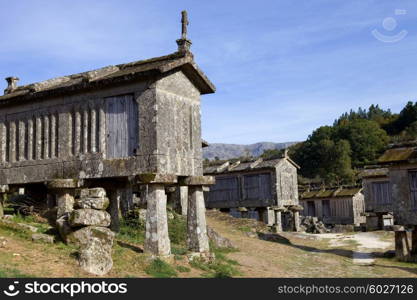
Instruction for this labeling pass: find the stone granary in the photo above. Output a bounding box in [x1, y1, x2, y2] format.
[359, 167, 394, 230]
[378, 142, 417, 261]
[0, 11, 215, 262]
[204, 155, 302, 232]
[299, 187, 366, 227]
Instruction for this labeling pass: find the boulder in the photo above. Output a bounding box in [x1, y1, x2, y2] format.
[206, 226, 235, 248]
[78, 237, 113, 275]
[69, 209, 111, 227]
[67, 226, 115, 248]
[32, 233, 55, 244]
[75, 197, 109, 210]
[80, 188, 106, 199]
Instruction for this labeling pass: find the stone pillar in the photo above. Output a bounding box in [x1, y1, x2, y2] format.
[119, 186, 133, 218]
[293, 211, 300, 232]
[394, 226, 411, 261]
[47, 179, 78, 242]
[273, 210, 283, 233]
[0, 185, 8, 218]
[144, 183, 171, 257]
[107, 189, 121, 232]
[180, 176, 215, 255]
[179, 186, 188, 216]
[56, 191, 75, 218]
[238, 207, 248, 218]
[257, 207, 266, 223]
[187, 185, 209, 253]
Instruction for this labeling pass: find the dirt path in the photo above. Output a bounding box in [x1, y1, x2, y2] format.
[302, 232, 392, 265]
[205, 212, 417, 278]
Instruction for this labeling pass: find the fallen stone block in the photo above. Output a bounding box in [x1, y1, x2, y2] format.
[32, 233, 54, 244]
[75, 197, 109, 210]
[69, 209, 111, 227]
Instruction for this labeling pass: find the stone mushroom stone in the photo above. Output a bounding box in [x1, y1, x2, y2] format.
[75, 197, 109, 210]
[78, 238, 114, 276]
[67, 226, 115, 248]
[69, 209, 111, 227]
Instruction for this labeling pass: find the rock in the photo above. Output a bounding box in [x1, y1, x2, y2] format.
[206, 226, 235, 248]
[75, 197, 109, 210]
[80, 188, 106, 199]
[56, 213, 73, 243]
[78, 237, 113, 275]
[245, 231, 258, 238]
[17, 223, 38, 233]
[3, 215, 13, 220]
[69, 209, 111, 227]
[32, 233, 54, 244]
[0, 236, 6, 248]
[67, 226, 115, 248]
[299, 216, 330, 234]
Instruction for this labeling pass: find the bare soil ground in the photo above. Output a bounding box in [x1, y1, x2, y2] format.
[205, 211, 417, 278]
[1, 211, 417, 278]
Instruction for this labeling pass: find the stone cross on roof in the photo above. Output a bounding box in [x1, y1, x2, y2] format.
[176, 10, 192, 53]
[181, 10, 189, 39]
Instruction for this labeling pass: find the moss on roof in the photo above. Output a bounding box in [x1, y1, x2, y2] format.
[378, 147, 417, 164]
[0, 51, 215, 105]
[300, 187, 362, 200]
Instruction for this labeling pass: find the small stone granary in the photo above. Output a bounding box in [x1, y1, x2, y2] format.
[359, 167, 394, 230]
[203, 155, 302, 232]
[0, 11, 216, 273]
[299, 187, 366, 227]
[378, 142, 417, 261]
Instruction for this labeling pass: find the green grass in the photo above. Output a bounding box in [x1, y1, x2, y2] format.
[0, 267, 32, 278]
[168, 213, 187, 245]
[145, 259, 178, 278]
[176, 265, 191, 273]
[189, 245, 241, 278]
[237, 226, 252, 233]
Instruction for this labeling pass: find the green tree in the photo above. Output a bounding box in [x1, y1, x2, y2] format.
[336, 119, 389, 166]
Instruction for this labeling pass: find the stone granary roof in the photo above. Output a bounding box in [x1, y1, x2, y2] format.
[1, 51, 215, 106]
[378, 141, 417, 165]
[204, 157, 300, 175]
[300, 187, 362, 200]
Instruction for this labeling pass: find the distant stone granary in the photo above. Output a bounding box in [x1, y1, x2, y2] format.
[359, 167, 394, 230]
[378, 142, 417, 261]
[0, 11, 215, 260]
[299, 187, 365, 226]
[204, 155, 302, 232]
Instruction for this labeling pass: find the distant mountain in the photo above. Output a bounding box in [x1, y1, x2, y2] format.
[203, 142, 299, 160]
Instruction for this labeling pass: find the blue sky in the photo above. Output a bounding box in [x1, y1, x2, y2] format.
[1, 1, 417, 144]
